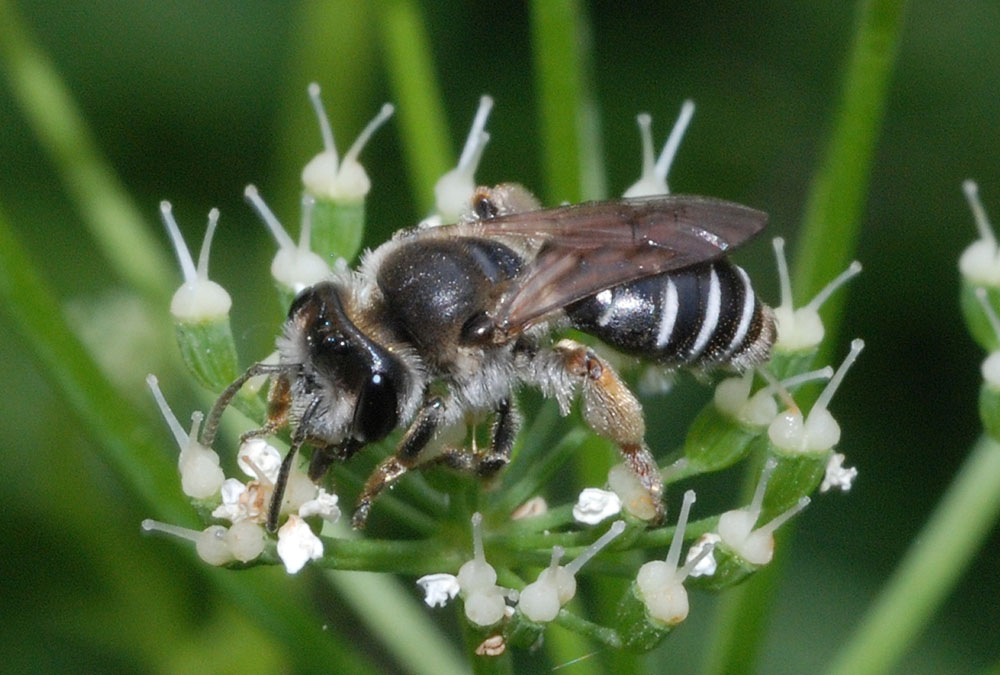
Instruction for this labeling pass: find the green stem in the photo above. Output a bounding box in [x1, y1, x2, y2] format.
[529, 0, 605, 204]
[492, 427, 590, 518]
[0, 0, 174, 304]
[378, 0, 451, 214]
[319, 536, 461, 575]
[705, 0, 907, 670]
[791, 0, 908, 358]
[825, 435, 1000, 675]
[554, 609, 622, 650]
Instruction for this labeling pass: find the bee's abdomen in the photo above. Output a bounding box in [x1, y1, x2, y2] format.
[566, 261, 773, 369]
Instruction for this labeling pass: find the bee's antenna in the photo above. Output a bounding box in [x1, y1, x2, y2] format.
[267, 396, 321, 533]
[200, 362, 293, 447]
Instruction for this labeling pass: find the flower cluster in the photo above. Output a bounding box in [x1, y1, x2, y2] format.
[958, 181, 1000, 438]
[142, 87, 864, 655]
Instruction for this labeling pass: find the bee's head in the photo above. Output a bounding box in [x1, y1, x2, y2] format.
[284, 281, 407, 446]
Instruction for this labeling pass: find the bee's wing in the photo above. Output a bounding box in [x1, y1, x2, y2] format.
[472, 195, 768, 336]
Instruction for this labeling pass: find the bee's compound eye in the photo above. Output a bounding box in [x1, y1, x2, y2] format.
[352, 372, 399, 443]
[460, 311, 494, 344]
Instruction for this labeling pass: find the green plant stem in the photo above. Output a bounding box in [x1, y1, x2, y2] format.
[492, 427, 590, 517]
[791, 0, 908, 359]
[0, 0, 174, 304]
[319, 536, 462, 575]
[705, 0, 907, 670]
[378, 0, 451, 213]
[529, 0, 604, 204]
[554, 610, 622, 650]
[826, 434, 1000, 675]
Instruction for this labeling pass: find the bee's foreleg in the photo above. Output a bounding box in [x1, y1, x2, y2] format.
[353, 396, 445, 528]
[552, 339, 665, 523]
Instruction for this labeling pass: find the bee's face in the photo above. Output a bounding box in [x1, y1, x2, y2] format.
[285, 281, 406, 446]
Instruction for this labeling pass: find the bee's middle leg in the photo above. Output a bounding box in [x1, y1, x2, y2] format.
[439, 397, 521, 477]
[353, 396, 445, 528]
[552, 339, 665, 522]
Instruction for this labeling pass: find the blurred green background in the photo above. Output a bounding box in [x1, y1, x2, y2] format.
[1, 1, 998, 673]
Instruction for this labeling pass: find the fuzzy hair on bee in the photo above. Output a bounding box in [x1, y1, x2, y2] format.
[201, 184, 774, 531]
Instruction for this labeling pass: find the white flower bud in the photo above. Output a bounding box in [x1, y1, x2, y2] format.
[635, 491, 705, 625]
[623, 101, 695, 198]
[960, 180, 1000, 285]
[302, 83, 394, 201]
[518, 520, 625, 623]
[224, 520, 267, 562]
[768, 339, 864, 454]
[245, 185, 330, 293]
[160, 202, 232, 321]
[435, 95, 493, 222]
[457, 513, 498, 592]
[716, 460, 810, 566]
[146, 374, 224, 499]
[141, 519, 233, 566]
[771, 237, 862, 352]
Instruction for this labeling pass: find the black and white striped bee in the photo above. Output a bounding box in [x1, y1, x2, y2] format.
[204, 184, 774, 530]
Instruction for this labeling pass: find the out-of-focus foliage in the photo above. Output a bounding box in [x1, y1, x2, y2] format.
[1, 1, 998, 673]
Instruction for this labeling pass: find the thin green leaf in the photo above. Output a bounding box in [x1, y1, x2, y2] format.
[529, 0, 606, 204]
[825, 435, 1000, 675]
[705, 0, 907, 670]
[0, 0, 174, 304]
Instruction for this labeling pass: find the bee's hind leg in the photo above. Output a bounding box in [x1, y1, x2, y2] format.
[551, 339, 665, 523]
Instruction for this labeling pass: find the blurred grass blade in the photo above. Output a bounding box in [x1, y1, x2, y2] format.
[0, 202, 188, 521]
[378, 0, 452, 214]
[329, 568, 467, 675]
[0, 0, 174, 304]
[529, 0, 606, 204]
[826, 434, 1000, 675]
[791, 0, 908, 356]
[705, 0, 907, 671]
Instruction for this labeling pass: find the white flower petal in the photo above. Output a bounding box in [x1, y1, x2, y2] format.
[238, 439, 282, 483]
[276, 515, 323, 574]
[297, 489, 342, 522]
[573, 487, 622, 525]
[821, 452, 858, 493]
[416, 573, 461, 608]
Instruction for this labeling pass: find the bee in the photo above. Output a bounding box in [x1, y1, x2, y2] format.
[201, 184, 774, 530]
